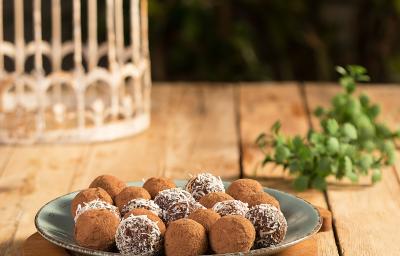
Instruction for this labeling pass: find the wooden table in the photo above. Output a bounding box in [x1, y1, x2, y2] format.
[0, 82, 399, 255]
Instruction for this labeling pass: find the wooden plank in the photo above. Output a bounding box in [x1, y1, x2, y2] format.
[239, 83, 339, 256]
[0, 146, 13, 175]
[305, 83, 400, 255]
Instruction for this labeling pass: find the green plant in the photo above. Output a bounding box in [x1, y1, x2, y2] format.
[256, 65, 400, 191]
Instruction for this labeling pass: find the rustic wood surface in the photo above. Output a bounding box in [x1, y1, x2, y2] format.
[0, 82, 399, 255]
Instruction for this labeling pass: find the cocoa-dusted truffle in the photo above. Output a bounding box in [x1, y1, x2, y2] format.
[246, 204, 287, 248]
[115, 215, 163, 255]
[163, 201, 205, 223]
[121, 198, 163, 217]
[154, 188, 194, 210]
[70, 187, 112, 217]
[188, 208, 220, 232]
[226, 178, 263, 201]
[199, 192, 234, 208]
[89, 174, 126, 200]
[74, 199, 120, 222]
[241, 191, 280, 209]
[114, 186, 151, 212]
[74, 209, 119, 251]
[212, 200, 249, 217]
[123, 208, 166, 236]
[165, 218, 208, 256]
[143, 177, 176, 199]
[209, 215, 255, 254]
[185, 172, 225, 200]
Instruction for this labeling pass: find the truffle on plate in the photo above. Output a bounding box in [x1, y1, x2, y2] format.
[123, 208, 166, 236]
[163, 200, 205, 223]
[154, 188, 194, 211]
[121, 198, 163, 217]
[246, 204, 287, 248]
[74, 209, 119, 251]
[89, 174, 126, 200]
[115, 215, 163, 255]
[70, 187, 112, 217]
[212, 200, 249, 217]
[241, 191, 280, 209]
[185, 173, 225, 201]
[226, 179, 263, 201]
[188, 208, 220, 232]
[114, 186, 151, 212]
[143, 177, 176, 199]
[199, 192, 234, 208]
[165, 218, 208, 256]
[209, 215, 255, 254]
[74, 199, 120, 222]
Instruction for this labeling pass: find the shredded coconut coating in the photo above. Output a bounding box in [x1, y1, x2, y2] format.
[163, 200, 205, 223]
[154, 188, 194, 210]
[185, 172, 225, 200]
[121, 198, 163, 217]
[212, 199, 249, 217]
[245, 204, 287, 248]
[115, 215, 162, 255]
[74, 199, 120, 222]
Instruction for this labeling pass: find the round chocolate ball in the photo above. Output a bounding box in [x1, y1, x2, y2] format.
[246, 204, 287, 248]
[165, 218, 208, 256]
[226, 179, 263, 201]
[114, 186, 151, 212]
[121, 198, 163, 217]
[188, 208, 220, 232]
[241, 191, 280, 209]
[115, 215, 163, 255]
[70, 187, 112, 217]
[212, 200, 249, 217]
[199, 192, 234, 208]
[123, 208, 166, 236]
[74, 209, 119, 251]
[210, 215, 255, 254]
[154, 188, 194, 211]
[185, 172, 225, 201]
[89, 175, 126, 200]
[74, 199, 120, 222]
[143, 177, 176, 199]
[164, 200, 205, 223]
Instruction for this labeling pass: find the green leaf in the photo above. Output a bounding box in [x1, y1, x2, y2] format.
[293, 176, 310, 191]
[359, 94, 370, 107]
[274, 145, 291, 163]
[326, 119, 339, 135]
[311, 176, 327, 191]
[335, 66, 347, 75]
[326, 137, 339, 154]
[342, 123, 358, 140]
[359, 154, 373, 172]
[314, 106, 325, 117]
[271, 121, 281, 135]
[255, 133, 267, 148]
[371, 169, 382, 183]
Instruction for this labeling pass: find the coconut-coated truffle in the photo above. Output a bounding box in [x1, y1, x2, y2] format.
[210, 215, 255, 254]
[123, 208, 166, 236]
[74, 199, 120, 222]
[212, 200, 249, 217]
[74, 209, 119, 251]
[154, 188, 194, 210]
[246, 204, 287, 248]
[143, 177, 176, 199]
[185, 172, 225, 200]
[121, 198, 163, 217]
[163, 201, 205, 223]
[165, 218, 208, 256]
[188, 208, 221, 232]
[89, 175, 126, 200]
[226, 179, 263, 201]
[199, 192, 234, 208]
[70, 187, 112, 217]
[115, 215, 163, 255]
[241, 191, 280, 209]
[114, 186, 151, 212]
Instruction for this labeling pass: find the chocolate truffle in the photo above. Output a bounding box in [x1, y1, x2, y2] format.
[70, 187, 112, 217]
[185, 172, 225, 200]
[163, 201, 205, 223]
[74, 209, 119, 251]
[121, 198, 163, 217]
[143, 177, 176, 199]
[188, 208, 221, 232]
[226, 179, 263, 201]
[89, 174, 126, 200]
[165, 218, 208, 256]
[114, 186, 151, 212]
[241, 191, 280, 209]
[123, 208, 166, 236]
[199, 192, 234, 208]
[115, 215, 163, 255]
[74, 199, 120, 222]
[154, 188, 194, 210]
[210, 215, 255, 254]
[246, 204, 287, 248]
[212, 200, 249, 217]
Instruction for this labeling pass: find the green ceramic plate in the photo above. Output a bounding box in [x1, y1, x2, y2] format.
[35, 180, 322, 256]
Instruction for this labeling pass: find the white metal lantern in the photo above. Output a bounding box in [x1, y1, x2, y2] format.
[0, 0, 151, 144]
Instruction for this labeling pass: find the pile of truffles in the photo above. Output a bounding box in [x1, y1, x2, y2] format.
[72, 173, 287, 255]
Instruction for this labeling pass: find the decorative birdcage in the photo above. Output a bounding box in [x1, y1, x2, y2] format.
[0, 0, 151, 144]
